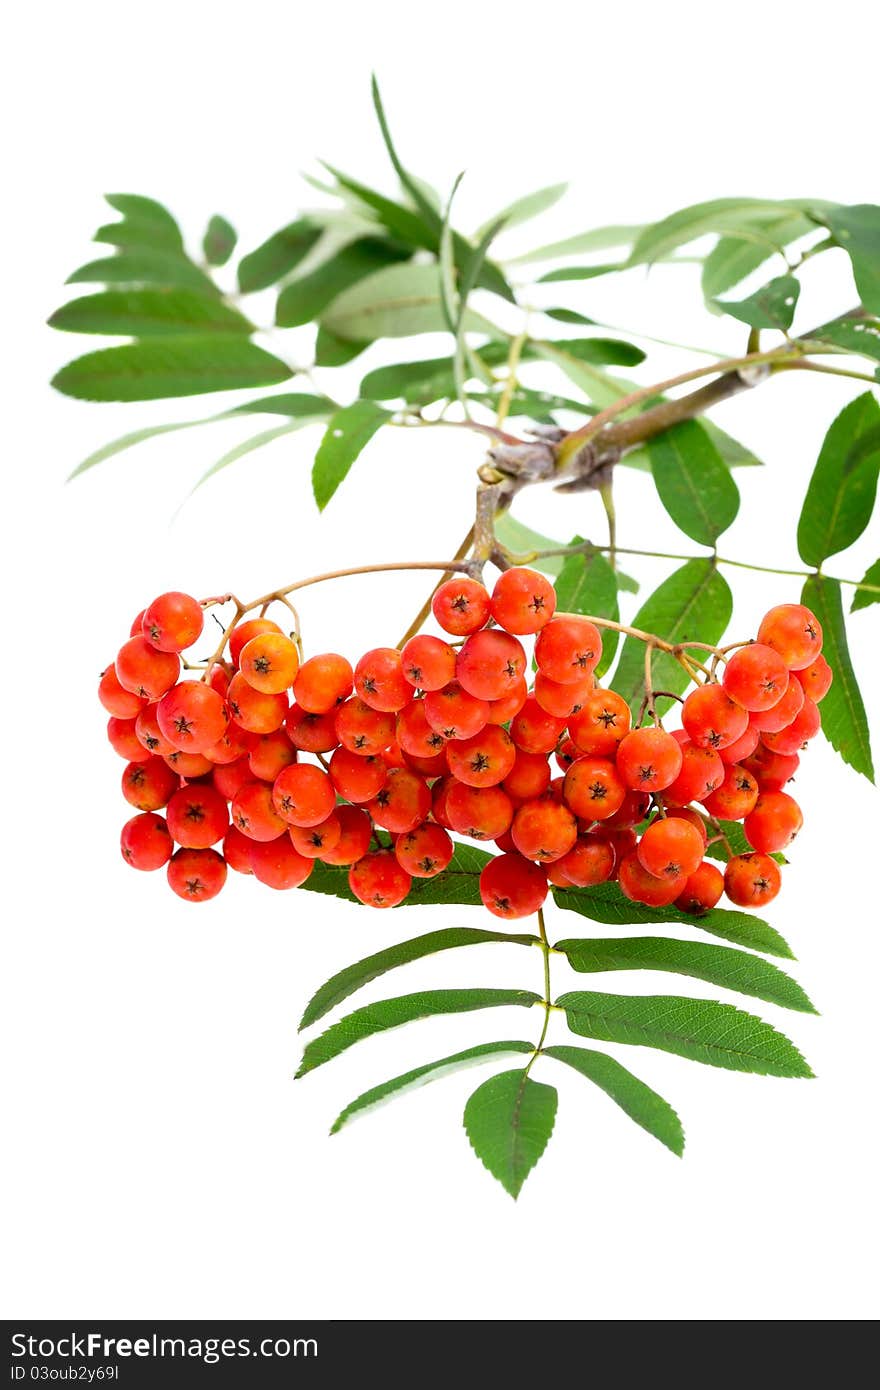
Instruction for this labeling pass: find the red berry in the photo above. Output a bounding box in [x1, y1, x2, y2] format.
[367, 767, 431, 834]
[618, 851, 683, 906]
[394, 823, 454, 878]
[533, 671, 594, 719]
[486, 679, 528, 725]
[724, 852, 781, 907]
[446, 782, 514, 840]
[757, 603, 822, 670]
[334, 697, 395, 754]
[511, 796, 578, 862]
[749, 676, 804, 735]
[718, 721, 760, 766]
[107, 716, 147, 762]
[722, 643, 790, 711]
[286, 703, 341, 753]
[637, 817, 704, 878]
[675, 861, 723, 914]
[120, 812, 173, 871]
[479, 852, 548, 919]
[157, 681, 229, 754]
[142, 592, 204, 653]
[248, 730, 296, 782]
[702, 764, 759, 820]
[239, 632, 300, 695]
[249, 836, 313, 889]
[134, 703, 177, 758]
[166, 784, 229, 848]
[396, 700, 447, 758]
[534, 615, 602, 683]
[601, 789, 652, 829]
[446, 725, 516, 788]
[509, 696, 567, 755]
[272, 764, 336, 828]
[349, 851, 412, 908]
[99, 665, 147, 719]
[563, 756, 627, 821]
[163, 750, 213, 779]
[226, 672, 288, 735]
[502, 749, 552, 803]
[555, 834, 616, 887]
[760, 696, 821, 755]
[329, 746, 387, 802]
[231, 781, 288, 841]
[795, 654, 833, 703]
[319, 805, 373, 865]
[424, 682, 490, 741]
[490, 567, 557, 635]
[616, 727, 683, 791]
[664, 739, 724, 804]
[212, 756, 257, 802]
[400, 635, 456, 691]
[167, 847, 227, 901]
[115, 637, 180, 701]
[432, 578, 491, 636]
[744, 791, 803, 853]
[289, 813, 343, 859]
[121, 757, 178, 812]
[229, 617, 282, 667]
[568, 689, 631, 756]
[456, 629, 527, 701]
[355, 648, 412, 712]
[293, 653, 353, 712]
[742, 744, 800, 791]
[661, 806, 708, 846]
[223, 824, 255, 874]
[682, 684, 749, 751]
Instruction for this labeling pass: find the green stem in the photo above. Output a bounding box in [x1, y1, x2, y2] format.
[524, 907, 552, 1077]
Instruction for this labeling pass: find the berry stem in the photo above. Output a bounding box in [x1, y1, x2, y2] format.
[524, 906, 553, 1077]
[396, 528, 477, 649]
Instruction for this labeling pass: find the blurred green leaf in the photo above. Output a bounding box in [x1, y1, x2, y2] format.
[714, 274, 800, 331]
[851, 559, 880, 612]
[509, 225, 643, 265]
[49, 288, 252, 337]
[312, 399, 390, 510]
[812, 315, 880, 364]
[539, 263, 623, 282]
[475, 182, 567, 240]
[202, 215, 237, 267]
[322, 262, 495, 340]
[95, 193, 184, 252]
[52, 337, 292, 402]
[629, 198, 832, 265]
[314, 326, 371, 366]
[821, 204, 880, 312]
[67, 250, 219, 295]
[237, 219, 322, 293]
[276, 237, 410, 327]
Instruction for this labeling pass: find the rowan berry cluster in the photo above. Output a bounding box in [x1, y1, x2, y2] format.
[99, 571, 831, 917]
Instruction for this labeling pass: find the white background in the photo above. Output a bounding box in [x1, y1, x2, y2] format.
[3, 0, 878, 1322]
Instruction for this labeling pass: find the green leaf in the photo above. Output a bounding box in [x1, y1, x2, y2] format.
[237, 219, 322, 293]
[703, 420, 764, 470]
[554, 545, 619, 676]
[509, 225, 643, 265]
[715, 274, 800, 331]
[463, 1069, 557, 1199]
[494, 515, 565, 575]
[611, 560, 732, 714]
[67, 250, 219, 295]
[475, 183, 567, 240]
[330, 1041, 535, 1134]
[203, 215, 237, 267]
[813, 315, 880, 364]
[49, 289, 253, 337]
[438, 173, 464, 336]
[542, 1045, 684, 1155]
[538, 263, 623, 283]
[468, 386, 596, 423]
[191, 421, 311, 492]
[296, 988, 541, 1077]
[531, 343, 634, 409]
[557, 991, 813, 1078]
[323, 163, 437, 250]
[52, 337, 293, 403]
[700, 216, 814, 298]
[312, 400, 390, 510]
[553, 882, 794, 959]
[704, 818, 787, 868]
[314, 326, 371, 367]
[629, 198, 830, 266]
[276, 238, 410, 327]
[543, 308, 597, 325]
[821, 204, 880, 313]
[301, 843, 494, 907]
[802, 575, 874, 781]
[797, 393, 880, 566]
[554, 937, 815, 1014]
[322, 262, 494, 341]
[299, 926, 537, 1029]
[851, 559, 880, 612]
[96, 193, 184, 252]
[541, 336, 645, 367]
[647, 420, 740, 545]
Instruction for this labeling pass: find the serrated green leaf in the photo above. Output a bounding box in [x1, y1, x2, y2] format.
[475, 183, 568, 241]
[553, 882, 793, 959]
[300, 926, 537, 1030]
[49, 288, 252, 337]
[538, 263, 624, 283]
[542, 1045, 683, 1155]
[821, 204, 880, 313]
[628, 198, 831, 266]
[237, 219, 322, 294]
[647, 420, 740, 545]
[715, 274, 800, 331]
[203, 215, 237, 267]
[52, 337, 292, 403]
[463, 1069, 557, 1199]
[555, 546, 619, 676]
[331, 1041, 535, 1134]
[557, 991, 813, 1078]
[611, 560, 732, 714]
[802, 575, 874, 781]
[494, 515, 565, 575]
[301, 843, 494, 907]
[296, 988, 541, 1077]
[554, 937, 815, 1013]
[96, 193, 184, 252]
[851, 559, 880, 612]
[322, 262, 495, 340]
[276, 237, 409, 327]
[191, 420, 311, 492]
[67, 250, 220, 295]
[314, 326, 371, 367]
[312, 400, 390, 510]
[811, 316, 880, 365]
[797, 394, 880, 567]
[509, 225, 643, 266]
